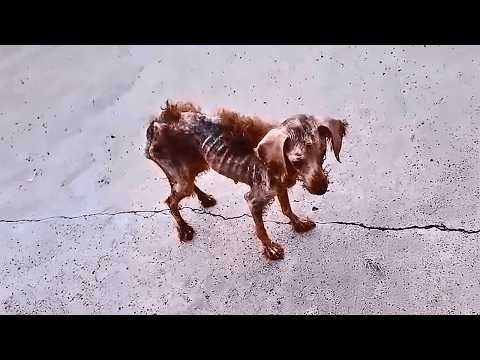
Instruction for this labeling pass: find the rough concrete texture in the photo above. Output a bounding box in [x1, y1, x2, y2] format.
[1, 45, 479, 314]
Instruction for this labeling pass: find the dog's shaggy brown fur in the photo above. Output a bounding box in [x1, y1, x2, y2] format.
[145, 100, 348, 260]
[216, 108, 274, 150]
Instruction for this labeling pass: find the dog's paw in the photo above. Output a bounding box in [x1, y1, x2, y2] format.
[263, 242, 284, 260]
[292, 218, 316, 233]
[178, 224, 194, 242]
[200, 195, 217, 208]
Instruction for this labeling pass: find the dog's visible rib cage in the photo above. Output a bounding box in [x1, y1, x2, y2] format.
[196, 117, 266, 186]
[145, 100, 348, 260]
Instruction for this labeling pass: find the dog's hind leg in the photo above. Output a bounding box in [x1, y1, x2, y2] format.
[194, 185, 217, 208]
[277, 189, 316, 233]
[153, 160, 196, 242]
[166, 183, 195, 242]
[164, 173, 196, 242]
[147, 123, 199, 242]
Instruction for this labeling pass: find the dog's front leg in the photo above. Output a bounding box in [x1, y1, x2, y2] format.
[245, 190, 284, 260]
[277, 189, 316, 233]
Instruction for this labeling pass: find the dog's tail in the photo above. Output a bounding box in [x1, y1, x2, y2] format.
[159, 100, 201, 123]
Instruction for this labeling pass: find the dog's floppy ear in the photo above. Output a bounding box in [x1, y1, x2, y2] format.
[317, 118, 349, 162]
[254, 128, 289, 183]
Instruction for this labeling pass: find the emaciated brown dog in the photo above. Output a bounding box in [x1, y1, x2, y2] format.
[145, 101, 348, 260]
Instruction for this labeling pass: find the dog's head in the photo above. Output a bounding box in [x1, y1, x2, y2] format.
[254, 114, 348, 195]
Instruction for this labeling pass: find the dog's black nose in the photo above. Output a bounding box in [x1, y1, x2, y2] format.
[307, 182, 328, 195]
[312, 188, 327, 195]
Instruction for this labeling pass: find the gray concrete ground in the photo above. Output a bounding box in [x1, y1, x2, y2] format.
[1, 45, 479, 314]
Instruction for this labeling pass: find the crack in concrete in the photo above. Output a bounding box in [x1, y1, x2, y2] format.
[320, 221, 480, 234]
[92, 255, 109, 282]
[0, 209, 171, 223]
[0, 207, 478, 234]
